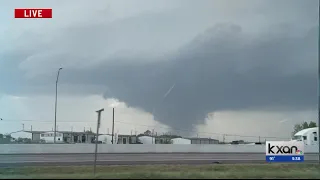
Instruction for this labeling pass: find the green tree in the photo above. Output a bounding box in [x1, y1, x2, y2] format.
[16, 137, 31, 144]
[4, 134, 11, 139]
[0, 134, 12, 144]
[144, 130, 151, 136]
[292, 121, 317, 136]
[308, 121, 317, 128]
[17, 137, 23, 143]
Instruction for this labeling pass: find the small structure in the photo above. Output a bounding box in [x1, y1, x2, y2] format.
[155, 134, 182, 144]
[171, 138, 191, 144]
[138, 135, 155, 144]
[188, 137, 219, 144]
[231, 140, 245, 145]
[40, 131, 64, 143]
[137, 134, 180, 144]
[98, 134, 113, 144]
[117, 135, 139, 144]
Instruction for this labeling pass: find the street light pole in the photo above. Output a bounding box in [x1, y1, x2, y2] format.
[54, 67, 63, 144]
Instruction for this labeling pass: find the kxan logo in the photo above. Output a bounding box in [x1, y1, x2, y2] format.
[266, 141, 304, 163]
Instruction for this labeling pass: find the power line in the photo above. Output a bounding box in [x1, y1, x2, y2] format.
[0, 119, 97, 123]
[114, 120, 289, 139]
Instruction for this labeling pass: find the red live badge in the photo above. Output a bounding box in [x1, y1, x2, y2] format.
[15, 8, 52, 18]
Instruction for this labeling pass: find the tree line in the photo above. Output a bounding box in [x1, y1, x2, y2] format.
[292, 121, 317, 136]
[0, 134, 32, 144]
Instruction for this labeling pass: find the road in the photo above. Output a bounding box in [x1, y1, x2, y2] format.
[0, 153, 318, 167]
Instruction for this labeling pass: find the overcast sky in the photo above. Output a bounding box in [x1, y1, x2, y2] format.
[0, 0, 318, 141]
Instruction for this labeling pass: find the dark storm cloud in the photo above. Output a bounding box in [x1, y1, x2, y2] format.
[1, 0, 318, 134]
[59, 23, 317, 133]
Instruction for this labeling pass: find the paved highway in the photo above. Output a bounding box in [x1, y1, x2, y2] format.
[0, 153, 318, 167]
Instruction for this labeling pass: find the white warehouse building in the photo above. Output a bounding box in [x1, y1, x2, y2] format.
[25, 130, 105, 144]
[171, 138, 191, 144]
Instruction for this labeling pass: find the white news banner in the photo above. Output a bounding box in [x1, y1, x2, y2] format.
[266, 141, 304, 163]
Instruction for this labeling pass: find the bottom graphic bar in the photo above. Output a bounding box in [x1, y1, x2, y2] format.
[266, 155, 304, 162]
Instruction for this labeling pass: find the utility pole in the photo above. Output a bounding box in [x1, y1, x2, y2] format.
[93, 108, 104, 176]
[31, 125, 33, 141]
[71, 126, 73, 143]
[54, 67, 63, 144]
[152, 129, 155, 144]
[111, 108, 115, 144]
[318, 0, 320, 164]
[116, 130, 119, 144]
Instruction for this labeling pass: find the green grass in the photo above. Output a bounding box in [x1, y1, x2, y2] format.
[0, 164, 320, 179]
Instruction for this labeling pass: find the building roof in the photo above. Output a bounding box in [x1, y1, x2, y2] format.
[187, 137, 219, 141]
[118, 134, 137, 137]
[23, 130, 107, 136]
[294, 127, 318, 136]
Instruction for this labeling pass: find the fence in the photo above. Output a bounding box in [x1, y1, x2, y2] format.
[0, 144, 318, 154]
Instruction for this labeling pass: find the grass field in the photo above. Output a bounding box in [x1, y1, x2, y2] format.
[1, 164, 320, 179]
